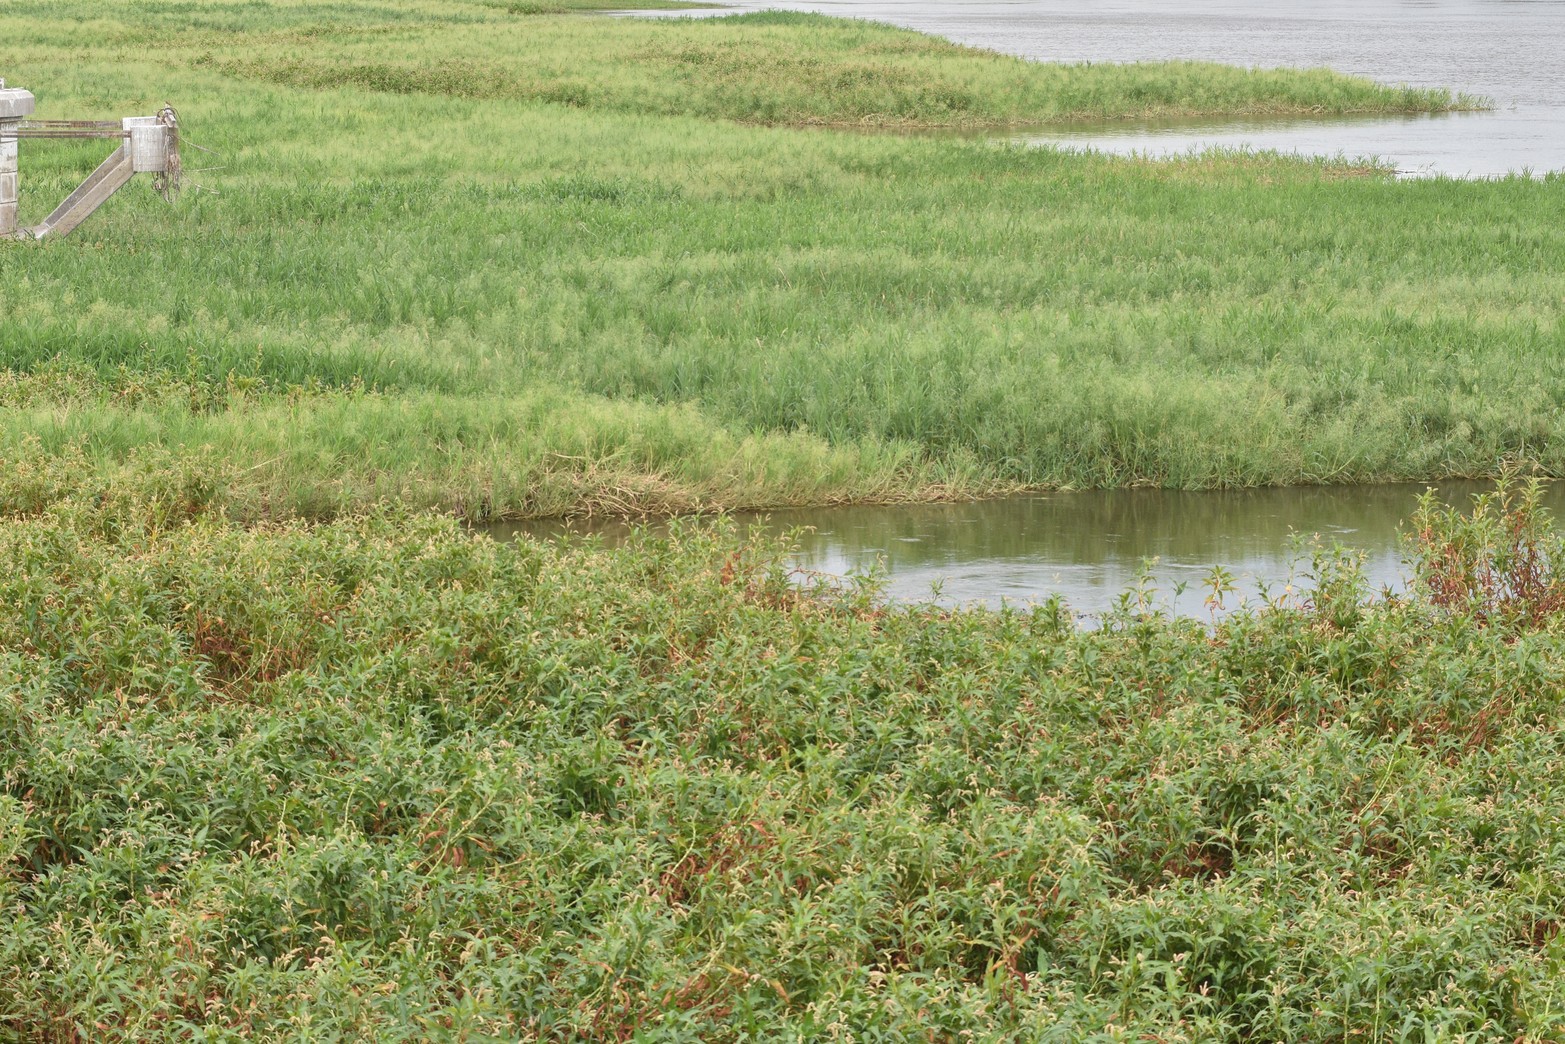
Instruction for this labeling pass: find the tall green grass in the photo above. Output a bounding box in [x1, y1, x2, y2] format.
[0, 0, 1544, 519]
[490, 0, 718, 13]
[3, 482, 1565, 1038]
[201, 9, 1473, 129]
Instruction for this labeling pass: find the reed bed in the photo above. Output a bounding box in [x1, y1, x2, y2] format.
[0, 0, 1532, 518]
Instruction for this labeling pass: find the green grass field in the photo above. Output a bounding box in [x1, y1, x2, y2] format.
[8, 4, 1565, 1038]
[1, 0, 1538, 520]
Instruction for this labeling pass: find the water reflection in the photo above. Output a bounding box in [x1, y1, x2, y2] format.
[497, 481, 1565, 618]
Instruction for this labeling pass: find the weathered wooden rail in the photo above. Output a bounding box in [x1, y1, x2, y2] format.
[0, 81, 179, 240]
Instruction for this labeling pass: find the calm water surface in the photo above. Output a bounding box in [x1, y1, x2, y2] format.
[505, 482, 1565, 619]
[630, 0, 1565, 176]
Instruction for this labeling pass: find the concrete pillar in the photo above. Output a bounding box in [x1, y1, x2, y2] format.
[0, 85, 36, 237]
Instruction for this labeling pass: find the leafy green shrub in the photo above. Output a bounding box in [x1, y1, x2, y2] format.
[1410, 473, 1565, 628]
[0, 491, 1563, 1038]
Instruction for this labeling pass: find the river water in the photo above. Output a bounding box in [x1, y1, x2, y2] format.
[505, 482, 1565, 618]
[630, 0, 1565, 176]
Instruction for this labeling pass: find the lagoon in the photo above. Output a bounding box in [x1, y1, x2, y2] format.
[633, 0, 1565, 176]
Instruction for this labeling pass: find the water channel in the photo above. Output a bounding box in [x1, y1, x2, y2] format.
[575, 3, 1565, 615]
[627, 0, 1565, 177]
[505, 482, 1565, 619]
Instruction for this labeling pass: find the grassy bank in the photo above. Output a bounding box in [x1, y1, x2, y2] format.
[4, 485, 1565, 1038]
[204, 9, 1473, 129]
[0, 0, 1545, 520]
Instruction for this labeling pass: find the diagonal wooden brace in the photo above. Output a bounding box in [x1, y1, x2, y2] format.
[31, 144, 136, 239]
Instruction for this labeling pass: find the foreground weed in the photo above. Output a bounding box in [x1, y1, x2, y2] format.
[1411, 471, 1565, 628]
[1, 491, 1565, 1037]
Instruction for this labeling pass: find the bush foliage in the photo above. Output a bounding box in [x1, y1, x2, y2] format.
[3, 484, 1565, 1038]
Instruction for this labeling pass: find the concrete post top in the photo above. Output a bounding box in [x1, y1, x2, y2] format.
[0, 88, 35, 119]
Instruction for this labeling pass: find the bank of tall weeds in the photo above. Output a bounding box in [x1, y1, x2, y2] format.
[5, 481, 1565, 1039]
[0, 0, 1542, 518]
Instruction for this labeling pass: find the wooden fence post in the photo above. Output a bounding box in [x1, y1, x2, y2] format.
[0, 83, 37, 238]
